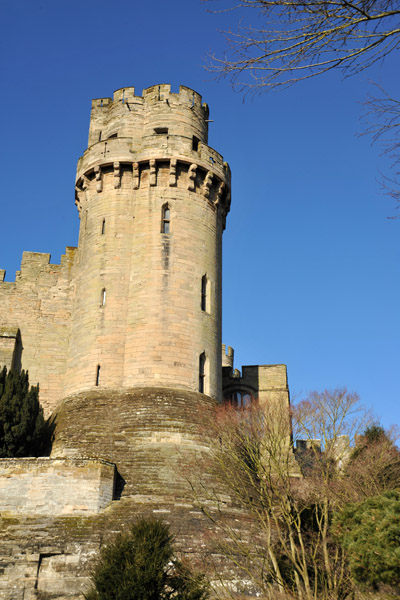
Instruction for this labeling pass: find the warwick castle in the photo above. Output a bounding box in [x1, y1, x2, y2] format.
[0, 84, 289, 598]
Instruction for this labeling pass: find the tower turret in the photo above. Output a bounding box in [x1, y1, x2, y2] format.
[66, 85, 231, 401]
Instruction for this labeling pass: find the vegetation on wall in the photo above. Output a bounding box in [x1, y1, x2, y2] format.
[0, 367, 46, 457]
[84, 517, 209, 600]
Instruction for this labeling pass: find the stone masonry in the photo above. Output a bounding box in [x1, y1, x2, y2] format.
[0, 85, 290, 598]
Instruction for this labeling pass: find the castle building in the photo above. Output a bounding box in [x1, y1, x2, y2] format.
[0, 85, 289, 599]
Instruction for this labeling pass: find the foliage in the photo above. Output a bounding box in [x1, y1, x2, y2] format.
[191, 391, 359, 599]
[345, 423, 400, 498]
[0, 366, 46, 457]
[206, 1, 400, 92]
[191, 389, 400, 599]
[84, 517, 209, 600]
[333, 490, 400, 590]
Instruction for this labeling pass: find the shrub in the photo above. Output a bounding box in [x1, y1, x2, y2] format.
[0, 367, 46, 457]
[85, 517, 209, 600]
[334, 490, 400, 590]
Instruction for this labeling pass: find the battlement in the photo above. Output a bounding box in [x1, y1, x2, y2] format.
[141, 84, 208, 114]
[3, 248, 78, 283]
[87, 83, 210, 153]
[93, 85, 207, 111]
[222, 344, 234, 368]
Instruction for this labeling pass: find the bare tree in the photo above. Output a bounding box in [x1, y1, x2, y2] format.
[190, 389, 374, 600]
[206, 1, 400, 92]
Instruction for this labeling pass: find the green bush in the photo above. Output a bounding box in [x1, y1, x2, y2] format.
[334, 490, 400, 590]
[0, 367, 46, 457]
[85, 517, 209, 600]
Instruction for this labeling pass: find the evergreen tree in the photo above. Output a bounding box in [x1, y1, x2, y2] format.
[334, 490, 400, 591]
[0, 367, 45, 457]
[85, 518, 209, 600]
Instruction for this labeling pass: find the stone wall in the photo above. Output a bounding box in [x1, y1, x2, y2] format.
[0, 458, 115, 516]
[51, 387, 219, 499]
[0, 388, 255, 599]
[223, 360, 290, 409]
[0, 248, 77, 415]
[0, 327, 20, 371]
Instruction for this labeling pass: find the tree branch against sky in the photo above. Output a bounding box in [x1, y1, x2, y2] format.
[361, 83, 400, 214]
[206, 1, 400, 91]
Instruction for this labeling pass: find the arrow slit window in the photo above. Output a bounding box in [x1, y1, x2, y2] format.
[161, 204, 170, 234]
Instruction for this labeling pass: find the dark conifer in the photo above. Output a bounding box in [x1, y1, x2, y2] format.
[0, 367, 45, 457]
[85, 518, 209, 600]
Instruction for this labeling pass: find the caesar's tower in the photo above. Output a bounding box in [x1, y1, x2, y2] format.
[67, 85, 231, 401]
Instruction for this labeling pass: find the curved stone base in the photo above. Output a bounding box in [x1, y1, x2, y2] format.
[51, 387, 218, 499]
[0, 389, 259, 598]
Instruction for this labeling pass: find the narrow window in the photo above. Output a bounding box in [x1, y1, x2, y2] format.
[201, 275, 211, 313]
[199, 352, 206, 394]
[192, 136, 199, 151]
[101, 219, 105, 235]
[98, 131, 102, 142]
[161, 204, 170, 234]
[95, 365, 101, 386]
[101, 288, 106, 306]
[201, 275, 207, 311]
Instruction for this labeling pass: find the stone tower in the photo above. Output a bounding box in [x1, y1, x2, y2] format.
[67, 84, 231, 402]
[0, 85, 290, 599]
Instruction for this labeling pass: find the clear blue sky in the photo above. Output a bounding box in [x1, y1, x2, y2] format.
[1, 0, 399, 430]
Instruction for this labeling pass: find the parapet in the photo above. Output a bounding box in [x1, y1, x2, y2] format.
[0, 248, 78, 283]
[222, 344, 234, 368]
[84, 84, 217, 175]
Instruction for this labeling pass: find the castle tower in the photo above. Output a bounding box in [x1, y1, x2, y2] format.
[67, 85, 231, 401]
[0, 86, 291, 598]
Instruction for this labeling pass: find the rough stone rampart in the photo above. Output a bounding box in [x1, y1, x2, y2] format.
[51, 388, 219, 499]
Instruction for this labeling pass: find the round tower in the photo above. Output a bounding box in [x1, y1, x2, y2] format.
[66, 85, 231, 401]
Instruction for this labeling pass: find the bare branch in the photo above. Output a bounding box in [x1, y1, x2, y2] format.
[205, 1, 400, 91]
[360, 82, 400, 216]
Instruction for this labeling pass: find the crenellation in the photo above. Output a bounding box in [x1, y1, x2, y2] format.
[112, 86, 136, 103]
[0, 247, 77, 414]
